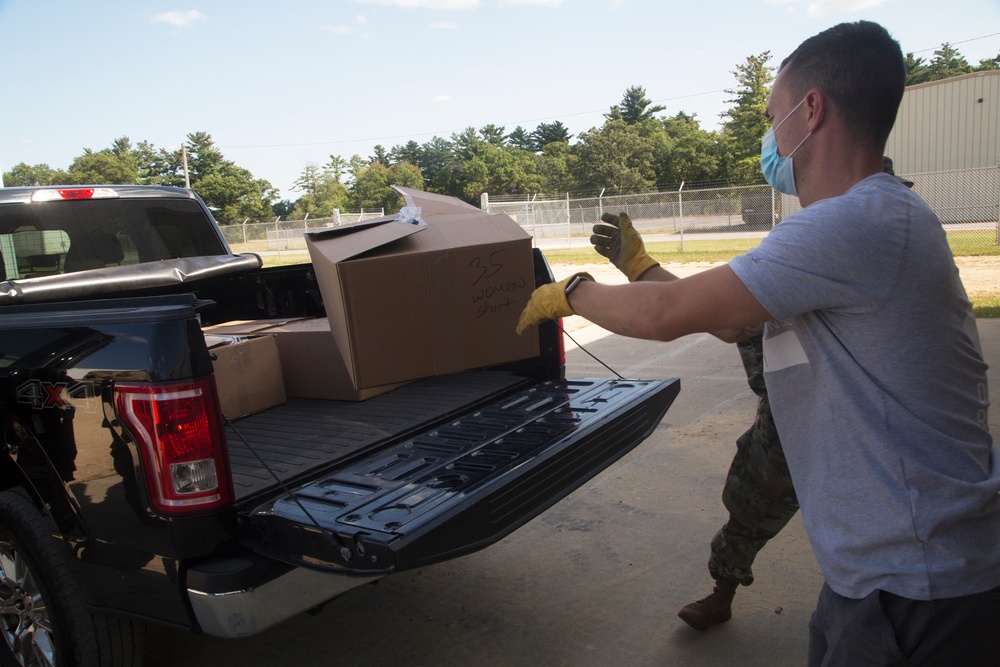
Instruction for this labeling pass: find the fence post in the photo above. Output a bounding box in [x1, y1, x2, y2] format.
[678, 181, 685, 253]
[565, 192, 571, 237]
[771, 188, 777, 229]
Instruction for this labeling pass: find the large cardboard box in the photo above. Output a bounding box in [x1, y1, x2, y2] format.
[205, 334, 286, 419]
[203, 318, 403, 401]
[305, 187, 539, 390]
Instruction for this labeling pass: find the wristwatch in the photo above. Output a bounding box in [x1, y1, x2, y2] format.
[565, 274, 592, 296]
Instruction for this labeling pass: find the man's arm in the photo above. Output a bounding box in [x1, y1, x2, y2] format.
[634, 266, 766, 343]
[567, 264, 773, 342]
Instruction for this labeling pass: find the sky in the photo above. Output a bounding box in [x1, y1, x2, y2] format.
[1, 0, 998, 200]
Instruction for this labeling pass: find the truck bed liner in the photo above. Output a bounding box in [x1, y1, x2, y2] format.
[239, 377, 679, 574]
[225, 371, 531, 501]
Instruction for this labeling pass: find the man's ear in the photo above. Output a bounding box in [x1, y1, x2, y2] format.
[804, 89, 825, 132]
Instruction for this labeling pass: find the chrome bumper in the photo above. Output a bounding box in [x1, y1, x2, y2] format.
[188, 566, 381, 638]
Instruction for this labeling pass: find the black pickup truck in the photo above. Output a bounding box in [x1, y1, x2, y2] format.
[0, 185, 678, 667]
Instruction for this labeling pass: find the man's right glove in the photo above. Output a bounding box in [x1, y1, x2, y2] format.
[590, 212, 659, 282]
[515, 272, 593, 335]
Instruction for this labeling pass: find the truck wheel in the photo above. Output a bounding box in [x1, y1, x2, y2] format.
[0, 490, 145, 667]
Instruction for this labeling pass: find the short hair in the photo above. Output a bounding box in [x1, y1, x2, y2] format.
[779, 21, 905, 146]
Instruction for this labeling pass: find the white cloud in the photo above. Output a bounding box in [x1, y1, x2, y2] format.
[153, 10, 205, 28]
[500, 0, 563, 5]
[763, 0, 889, 14]
[353, 0, 479, 8]
[356, 14, 368, 23]
[432, 94, 452, 102]
[430, 21, 459, 29]
[611, 0, 627, 9]
[807, 0, 887, 15]
[325, 25, 353, 34]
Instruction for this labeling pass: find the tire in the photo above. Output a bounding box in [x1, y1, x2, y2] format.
[0, 490, 145, 667]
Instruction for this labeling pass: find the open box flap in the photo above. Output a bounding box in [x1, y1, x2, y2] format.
[305, 218, 425, 264]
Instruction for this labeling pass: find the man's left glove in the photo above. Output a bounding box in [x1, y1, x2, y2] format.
[516, 272, 593, 335]
[591, 212, 659, 282]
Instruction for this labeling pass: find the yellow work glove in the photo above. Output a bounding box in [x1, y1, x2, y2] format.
[516, 272, 593, 335]
[590, 212, 659, 282]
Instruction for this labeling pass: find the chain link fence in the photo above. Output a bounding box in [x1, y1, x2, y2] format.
[483, 167, 999, 254]
[219, 208, 385, 254]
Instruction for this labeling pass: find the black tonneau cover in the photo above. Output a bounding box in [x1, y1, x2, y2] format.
[0, 255, 261, 305]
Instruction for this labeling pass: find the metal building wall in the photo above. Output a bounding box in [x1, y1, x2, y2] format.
[885, 70, 1000, 174]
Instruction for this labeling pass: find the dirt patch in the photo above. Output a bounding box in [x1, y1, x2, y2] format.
[955, 256, 1000, 296]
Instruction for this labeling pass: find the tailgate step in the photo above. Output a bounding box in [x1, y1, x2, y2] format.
[242, 378, 679, 573]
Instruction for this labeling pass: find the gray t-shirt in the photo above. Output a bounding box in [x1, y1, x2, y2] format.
[730, 173, 1000, 600]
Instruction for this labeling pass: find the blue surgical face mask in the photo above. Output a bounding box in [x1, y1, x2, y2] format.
[760, 98, 811, 196]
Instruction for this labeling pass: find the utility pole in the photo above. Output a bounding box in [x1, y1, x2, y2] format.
[181, 145, 191, 189]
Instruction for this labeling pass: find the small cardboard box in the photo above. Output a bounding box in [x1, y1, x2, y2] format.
[205, 334, 286, 419]
[305, 187, 539, 390]
[266, 318, 407, 401]
[203, 318, 403, 401]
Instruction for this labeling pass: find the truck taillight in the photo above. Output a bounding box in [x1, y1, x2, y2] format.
[114, 378, 233, 516]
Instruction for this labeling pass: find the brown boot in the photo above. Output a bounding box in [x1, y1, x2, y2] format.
[677, 581, 739, 630]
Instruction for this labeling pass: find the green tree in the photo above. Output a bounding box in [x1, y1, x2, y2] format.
[720, 52, 774, 184]
[341, 157, 421, 216]
[389, 141, 422, 166]
[134, 140, 184, 187]
[977, 52, 1000, 70]
[573, 118, 656, 194]
[66, 141, 139, 185]
[535, 141, 578, 193]
[416, 136, 457, 194]
[325, 155, 349, 181]
[456, 143, 540, 201]
[387, 162, 424, 191]
[2, 162, 65, 186]
[531, 121, 572, 151]
[185, 131, 226, 182]
[606, 85, 666, 125]
[452, 127, 485, 160]
[272, 199, 294, 218]
[293, 162, 324, 196]
[370, 145, 390, 166]
[927, 43, 973, 80]
[654, 112, 722, 187]
[904, 52, 933, 85]
[479, 124, 507, 146]
[288, 171, 349, 220]
[507, 126, 534, 152]
[195, 164, 278, 224]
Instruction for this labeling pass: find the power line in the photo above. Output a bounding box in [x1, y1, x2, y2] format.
[912, 31, 1000, 54]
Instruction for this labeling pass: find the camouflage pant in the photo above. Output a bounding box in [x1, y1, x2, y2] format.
[708, 335, 799, 587]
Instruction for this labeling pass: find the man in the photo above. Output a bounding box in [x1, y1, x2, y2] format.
[519, 21, 1000, 665]
[657, 155, 913, 630]
[590, 212, 798, 631]
[883, 155, 915, 186]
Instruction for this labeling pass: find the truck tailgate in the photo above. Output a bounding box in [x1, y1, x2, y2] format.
[239, 377, 679, 574]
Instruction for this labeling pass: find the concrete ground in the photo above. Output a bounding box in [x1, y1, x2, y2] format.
[145, 318, 1000, 667]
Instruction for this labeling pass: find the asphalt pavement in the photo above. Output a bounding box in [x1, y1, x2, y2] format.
[144, 319, 1000, 667]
